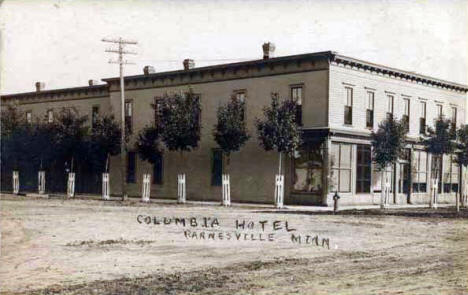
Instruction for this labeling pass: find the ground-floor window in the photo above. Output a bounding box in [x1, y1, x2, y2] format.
[330, 142, 352, 193]
[211, 149, 223, 186]
[356, 145, 371, 193]
[372, 164, 394, 193]
[412, 150, 427, 193]
[127, 151, 136, 183]
[443, 155, 459, 193]
[153, 153, 163, 185]
[293, 143, 323, 193]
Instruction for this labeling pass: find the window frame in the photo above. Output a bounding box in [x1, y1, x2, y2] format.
[127, 151, 136, 183]
[366, 91, 374, 129]
[356, 145, 371, 193]
[47, 109, 54, 123]
[330, 142, 352, 193]
[211, 148, 223, 186]
[290, 85, 303, 126]
[91, 105, 100, 129]
[419, 101, 426, 135]
[152, 152, 164, 185]
[124, 99, 133, 134]
[344, 87, 353, 125]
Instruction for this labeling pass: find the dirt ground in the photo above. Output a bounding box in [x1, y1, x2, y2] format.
[1, 195, 467, 295]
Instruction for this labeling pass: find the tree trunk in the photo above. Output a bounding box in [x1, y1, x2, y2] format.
[457, 163, 462, 212]
[105, 153, 110, 173]
[278, 152, 282, 176]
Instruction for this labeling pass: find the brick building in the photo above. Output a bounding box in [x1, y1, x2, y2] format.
[2, 44, 467, 205]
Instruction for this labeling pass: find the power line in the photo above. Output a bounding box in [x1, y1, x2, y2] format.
[102, 37, 138, 201]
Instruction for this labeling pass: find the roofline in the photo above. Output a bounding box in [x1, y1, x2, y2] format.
[2, 50, 468, 98]
[1, 84, 108, 99]
[332, 54, 468, 91]
[101, 51, 336, 82]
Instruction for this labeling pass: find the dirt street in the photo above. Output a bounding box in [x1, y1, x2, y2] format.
[1, 196, 467, 294]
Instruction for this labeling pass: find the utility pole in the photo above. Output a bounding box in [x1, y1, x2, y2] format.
[102, 37, 137, 201]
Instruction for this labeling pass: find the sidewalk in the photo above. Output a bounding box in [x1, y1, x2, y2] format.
[0, 192, 455, 212]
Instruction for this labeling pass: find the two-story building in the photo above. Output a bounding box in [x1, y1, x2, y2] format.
[2, 43, 467, 205]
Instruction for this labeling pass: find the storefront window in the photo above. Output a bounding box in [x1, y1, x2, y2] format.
[443, 155, 459, 193]
[329, 143, 352, 193]
[293, 143, 323, 193]
[356, 145, 371, 193]
[412, 150, 427, 193]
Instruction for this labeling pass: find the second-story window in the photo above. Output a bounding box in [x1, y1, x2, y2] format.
[26, 111, 32, 124]
[419, 101, 426, 135]
[154, 97, 163, 125]
[366, 91, 374, 128]
[451, 107, 457, 130]
[386, 95, 394, 120]
[291, 86, 303, 126]
[125, 100, 133, 134]
[235, 91, 246, 121]
[436, 104, 443, 119]
[92, 105, 99, 129]
[344, 87, 353, 125]
[403, 98, 410, 131]
[47, 110, 54, 123]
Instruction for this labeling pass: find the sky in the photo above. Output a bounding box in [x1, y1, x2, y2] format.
[0, 0, 467, 100]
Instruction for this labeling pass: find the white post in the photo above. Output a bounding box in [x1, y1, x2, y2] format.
[275, 174, 284, 209]
[463, 177, 468, 208]
[12, 171, 19, 195]
[430, 178, 438, 209]
[385, 174, 391, 207]
[142, 173, 151, 202]
[222, 174, 231, 206]
[380, 170, 389, 209]
[67, 172, 75, 198]
[178, 174, 186, 203]
[38, 171, 45, 194]
[102, 173, 110, 200]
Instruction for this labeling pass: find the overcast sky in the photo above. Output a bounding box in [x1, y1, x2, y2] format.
[1, 0, 467, 97]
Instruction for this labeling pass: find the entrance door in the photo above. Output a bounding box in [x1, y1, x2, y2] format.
[399, 163, 411, 203]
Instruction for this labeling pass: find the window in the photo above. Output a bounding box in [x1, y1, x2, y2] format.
[127, 151, 136, 183]
[235, 91, 246, 103]
[26, 111, 32, 123]
[92, 105, 99, 129]
[451, 107, 457, 130]
[211, 149, 223, 186]
[154, 97, 163, 125]
[293, 143, 324, 193]
[234, 91, 247, 121]
[47, 109, 54, 123]
[356, 145, 371, 193]
[436, 104, 443, 119]
[403, 98, 410, 131]
[153, 153, 163, 184]
[419, 101, 426, 135]
[330, 143, 352, 193]
[344, 87, 353, 125]
[366, 92, 374, 128]
[443, 155, 459, 193]
[386, 95, 394, 120]
[291, 86, 303, 126]
[125, 100, 133, 134]
[412, 150, 427, 193]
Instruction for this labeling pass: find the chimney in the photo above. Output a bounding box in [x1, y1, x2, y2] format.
[262, 42, 275, 59]
[143, 65, 155, 75]
[35, 82, 45, 92]
[88, 79, 100, 86]
[183, 59, 195, 70]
